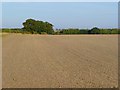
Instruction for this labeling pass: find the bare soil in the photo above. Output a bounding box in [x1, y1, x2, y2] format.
[2, 34, 118, 88]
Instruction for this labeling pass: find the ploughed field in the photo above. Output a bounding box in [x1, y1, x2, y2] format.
[2, 34, 118, 88]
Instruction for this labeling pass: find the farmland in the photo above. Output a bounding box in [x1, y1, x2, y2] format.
[2, 34, 118, 88]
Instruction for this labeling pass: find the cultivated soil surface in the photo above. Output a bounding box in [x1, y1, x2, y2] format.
[2, 34, 118, 88]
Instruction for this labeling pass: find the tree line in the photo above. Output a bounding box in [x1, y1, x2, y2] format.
[2, 19, 120, 34]
[57, 27, 119, 34]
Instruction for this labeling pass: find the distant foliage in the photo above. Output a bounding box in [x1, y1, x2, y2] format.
[1, 19, 119, 35]
[59, 29, 80, 34]
[2, 28, 23, 33]
[56, 27, 119, 35]
[89, 27, 100, 34]
[22, 19, 54, 34]
[88, 27, 119, 34]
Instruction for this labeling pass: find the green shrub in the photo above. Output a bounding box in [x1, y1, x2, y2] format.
[41, 32, 47, 34]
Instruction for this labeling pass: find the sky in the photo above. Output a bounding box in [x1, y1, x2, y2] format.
[2, 2, 118, 29]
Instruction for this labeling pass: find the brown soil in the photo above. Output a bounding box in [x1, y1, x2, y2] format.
[2, 34, 118, 88]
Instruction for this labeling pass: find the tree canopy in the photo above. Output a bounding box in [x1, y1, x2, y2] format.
[22, 19, 54, 34]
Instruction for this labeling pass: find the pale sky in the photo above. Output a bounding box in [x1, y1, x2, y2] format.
[2, 2, 118, 29]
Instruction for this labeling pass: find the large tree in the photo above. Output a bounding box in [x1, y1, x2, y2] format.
[22, 19, 54, 34]
[90, 27, 100, 34]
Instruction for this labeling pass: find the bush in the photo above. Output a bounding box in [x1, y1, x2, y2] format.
[2, 28, 23, 33]
[40, 32, 47, 34]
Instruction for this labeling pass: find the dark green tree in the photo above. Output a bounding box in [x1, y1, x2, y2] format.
[90, 27, 100, 34]
[22, 19, 54, 34]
